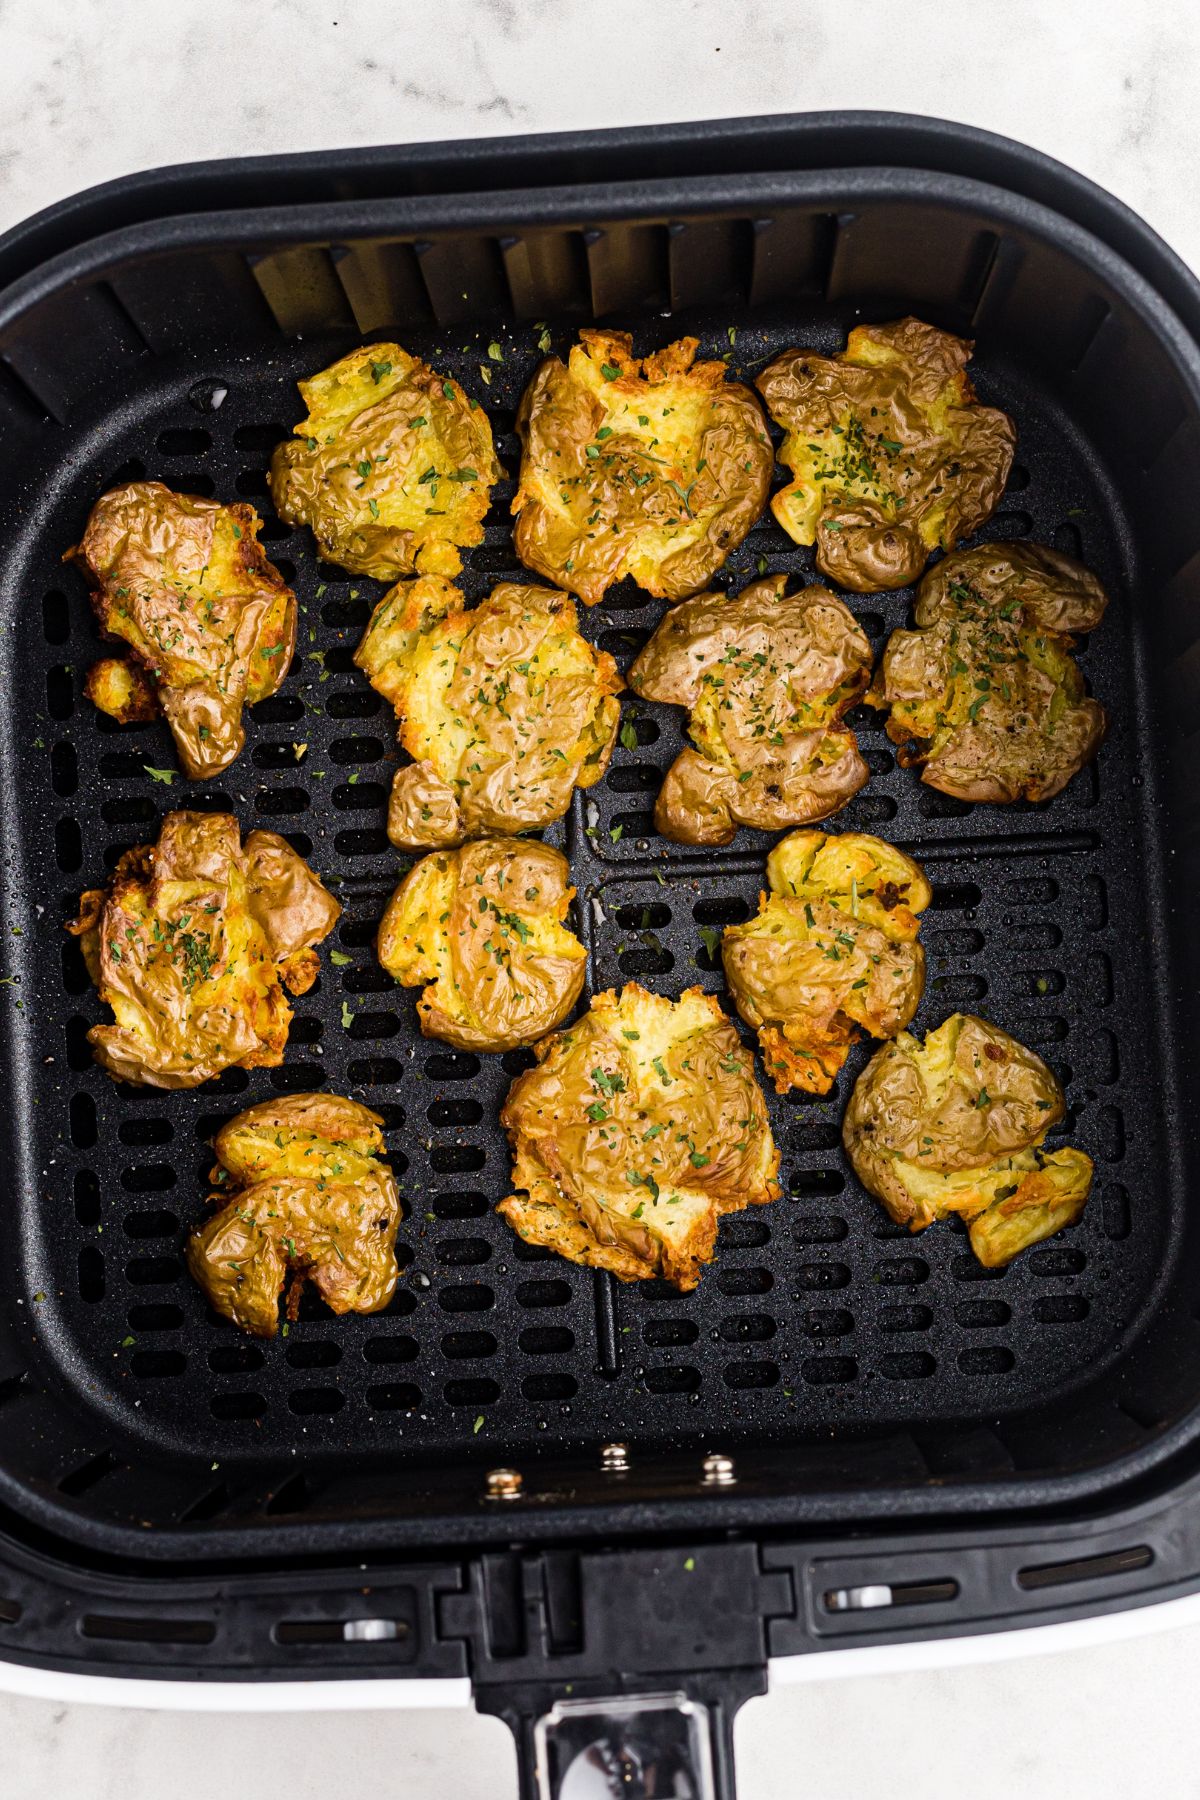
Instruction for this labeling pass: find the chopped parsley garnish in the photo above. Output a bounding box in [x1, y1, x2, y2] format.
[591, 1067, 626, 1098]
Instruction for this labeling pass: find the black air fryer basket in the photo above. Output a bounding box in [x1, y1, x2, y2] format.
[1, 112, 1200, 1797]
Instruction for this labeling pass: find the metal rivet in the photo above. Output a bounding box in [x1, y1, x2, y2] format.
[485, 1467, 523, 1501]
[701, 1452, 736, 1487]
[601, 1442, 630, 1472]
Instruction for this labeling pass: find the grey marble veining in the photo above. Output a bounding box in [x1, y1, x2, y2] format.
[0, 0, 1197, 273]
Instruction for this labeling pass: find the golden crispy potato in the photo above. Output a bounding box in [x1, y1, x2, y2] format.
[187, 1093, 401, 1338]
[868, 541, 1108, 802]
[69, 482, 296, 779]
[269, 343, 501, 580]
[512, 329, 773, 606]
[84, 656, 159, 724]
[499, 983, 781, 1291]
[377, 838, 585, 1050]
[723, 830, 930, 1095]
[756, 318, 1016, 592]
[354, 574, 623, 850]
[67, 811, 340, 1088]
[843, 1013, 1093, 1268]
[627, 574, 872, 844]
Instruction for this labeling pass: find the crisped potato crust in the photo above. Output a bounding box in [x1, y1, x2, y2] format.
[723, 830, 930, 1095]
[756, 318, 1015, 591]
[628, 575, 872, 844]
[843, 1013, 1093, 1267]
[269, 343, 501, 581]
[499, 983, 780, 1290]
[68, 811, 340, 1087]
[187, 1093, 401, 1337]
[513, 329, 772, 606]
[377, 837, 585, 1050]
[868, 541, 1108, 802]
[354, 575, 622, 849]
[69, 482, 295, 778]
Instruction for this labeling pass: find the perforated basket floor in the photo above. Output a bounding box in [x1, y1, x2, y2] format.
[7, 311, 1175, 1488]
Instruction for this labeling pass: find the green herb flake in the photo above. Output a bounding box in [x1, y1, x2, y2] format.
[330, 950, 352, 966]
[143, 765, 175, 784]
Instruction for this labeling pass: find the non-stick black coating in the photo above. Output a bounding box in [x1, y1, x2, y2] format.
[8, 309, 1172, 1484]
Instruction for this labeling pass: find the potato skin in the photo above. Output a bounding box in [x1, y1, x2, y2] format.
[756, 318, 1015, 592]
[628, 574, 872, 844]
[269, 343, 502, 580]
[723, 830, 930, 1095]
[69, 482, 296, 779]
[187, 1093, 401, 1337]
[513, 329, 773, 607]
[377, 838, 586, 1051]
[843, 1013, 1093, 1267]
[869, 541, 1109, 802]
[67, 811, 340, 1088]
[499, 983, 781, 1290]
[354, 574, 623, 850]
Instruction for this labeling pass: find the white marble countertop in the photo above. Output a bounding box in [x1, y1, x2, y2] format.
[2, 1, 1200, 1795]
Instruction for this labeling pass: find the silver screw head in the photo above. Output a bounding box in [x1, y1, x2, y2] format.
[485, 1467, 523, 1500]
[701, 1452, 736, 1486]
[601, 1441, 630, 1472]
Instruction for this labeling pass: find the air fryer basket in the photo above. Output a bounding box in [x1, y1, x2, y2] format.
[0, 115, 1199, 1790]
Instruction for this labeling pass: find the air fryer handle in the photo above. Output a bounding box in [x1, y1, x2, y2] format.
[492, 1680, 750, 1800]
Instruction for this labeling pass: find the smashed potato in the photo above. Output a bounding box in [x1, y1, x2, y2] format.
[70, 482, 295, 779]
[843, 1013, 1093, 1268]
[723, 830, 930, 1095]
[868, 541, 1108, 803]
[269, 342, 502, 580]
[499, 984, 781, 1291]
[513, 329, 773, 606]
[377, 838, 585, 1050]
[187, 1093, 401, 1337]
[68, 811, 340, 1088]
[628, 574, 872, 844]
[354, 575, 622, 849]
[756, 318, 1015, 591]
